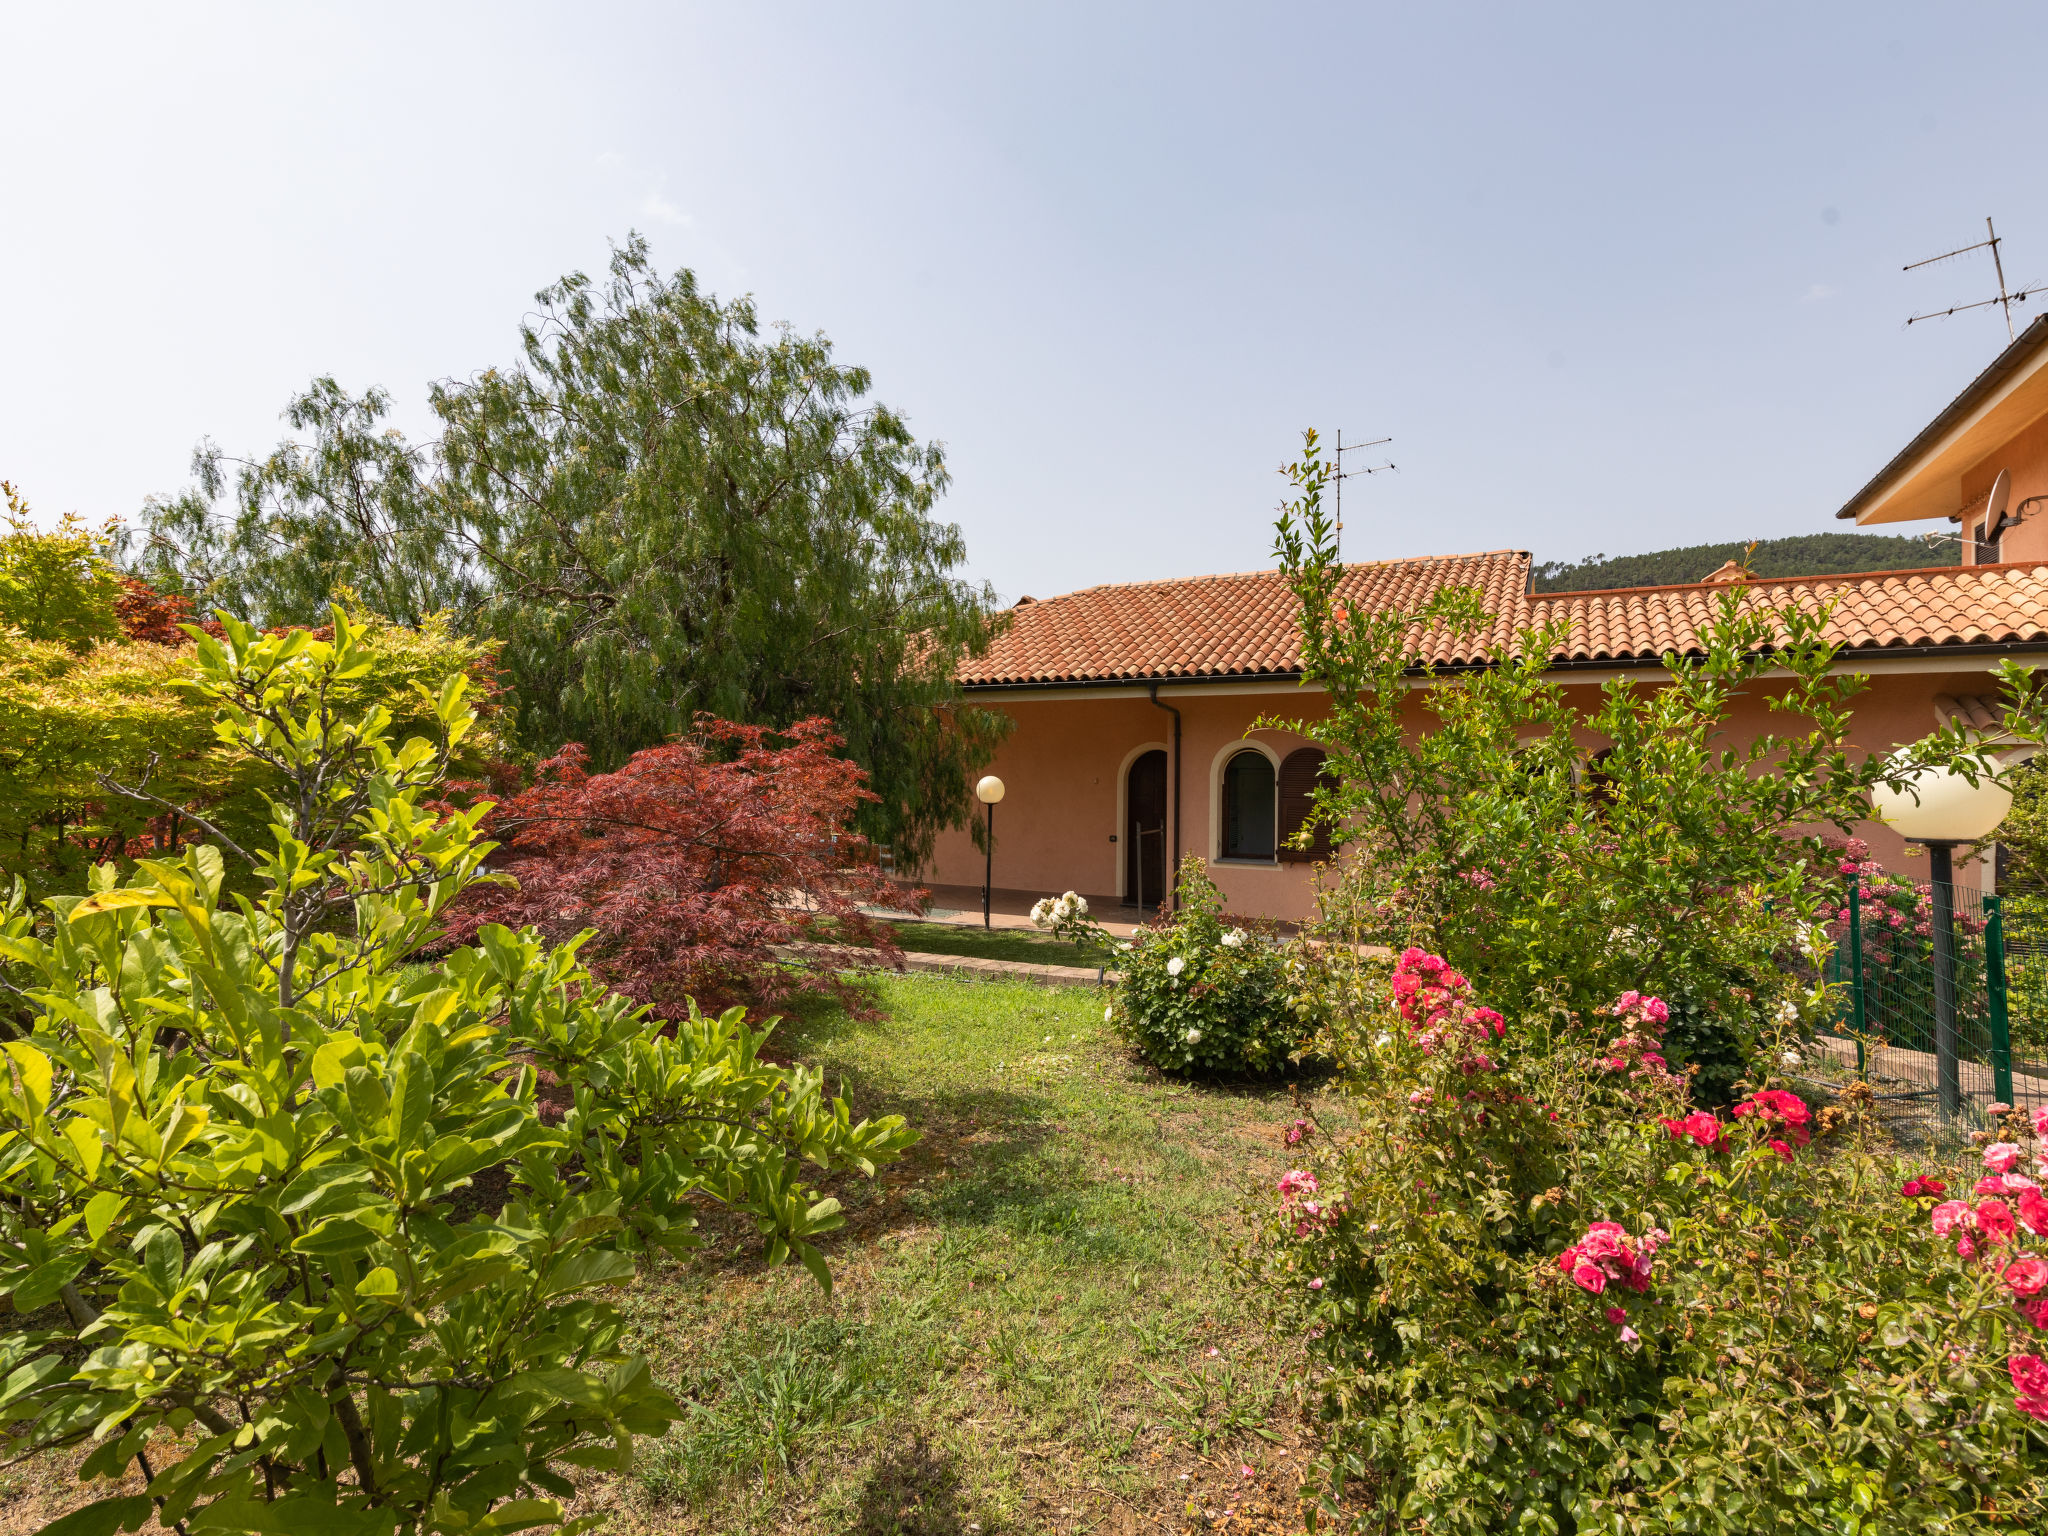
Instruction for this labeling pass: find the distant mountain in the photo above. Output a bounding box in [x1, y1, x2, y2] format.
[1532, 532, 1949, 593]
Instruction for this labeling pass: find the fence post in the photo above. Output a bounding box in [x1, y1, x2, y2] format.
[1988, 892, 2014, 1108]
[1848, 881, 1867, 1077]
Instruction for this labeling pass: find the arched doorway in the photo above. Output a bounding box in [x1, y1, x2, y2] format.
[1125, 749, 1168, 909]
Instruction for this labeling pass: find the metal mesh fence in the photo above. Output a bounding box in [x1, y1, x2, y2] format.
[1820, 880, 2045, 1118]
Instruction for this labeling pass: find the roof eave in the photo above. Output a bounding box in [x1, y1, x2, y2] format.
[1835, 312, 2048, 523]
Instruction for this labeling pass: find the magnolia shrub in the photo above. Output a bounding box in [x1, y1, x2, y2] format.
[0, 610, 913, 1536]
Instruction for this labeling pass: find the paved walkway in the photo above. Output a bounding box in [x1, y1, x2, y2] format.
[777, 941, 1116, 989]
[868, 882, 1158, 938]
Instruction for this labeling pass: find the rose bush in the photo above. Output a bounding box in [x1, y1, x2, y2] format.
[1107, 856, 1305, 1075]
[1246, 947, 2048, 1533]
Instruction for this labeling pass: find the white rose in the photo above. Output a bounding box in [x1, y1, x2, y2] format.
[1166, 956, 1186, 977]
[1222, 928, 1246, 948]
[1185, 1028, 1202, 1044]
[1117, 940, 1133, 953]
[1781, 1050, 1802, 1069]
[1104, 1005, 1114, 1022]
[1374, 1032, 1392, 1048]
[1776, 1001, 1799, 1026]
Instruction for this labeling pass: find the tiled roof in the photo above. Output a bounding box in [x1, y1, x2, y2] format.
[959, 555, 2048, 687]
[957, 551, 1533, 686]
[1531, 561, 2048, 663]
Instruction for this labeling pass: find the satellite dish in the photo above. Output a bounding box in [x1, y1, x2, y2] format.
[1984, 467, 2011, 544]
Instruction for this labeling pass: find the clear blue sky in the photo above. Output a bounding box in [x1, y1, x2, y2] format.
[3, 2, 2042, 602]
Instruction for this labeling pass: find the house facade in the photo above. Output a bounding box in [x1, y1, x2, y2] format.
[916, 552, 2048, 920]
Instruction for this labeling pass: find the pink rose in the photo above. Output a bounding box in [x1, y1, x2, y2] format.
[1975, 1176, 2010, 1197]
[1571, 1262, 1607, 1295]
[1959, 1235, 1979, 1260]
[1985, 1142, 2024, 1175]
[1277, 1170, 1318, 1198]
[1618, 1324, 1640, 1345]
[2023, 1296, 2048, 1331]
[1770, 1139, 1795, 1163]
[2034, 1105, 2048, 1140]
[2005, 1258, 2048, 1298]
[1931, 1199, 1974, 1236]
[1605, 1305, 1627, 1326]
[1308, 1277, 1324, 1290]
[2011, 1352, 2048, 1400]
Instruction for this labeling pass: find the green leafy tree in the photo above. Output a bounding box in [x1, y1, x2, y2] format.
[123, 381, 461, 631]
[125, 237, 1010, 867]
[0, 485, 123, 652]
[0, 607, 913, 1535]
[1268, 428, 2027, 1071]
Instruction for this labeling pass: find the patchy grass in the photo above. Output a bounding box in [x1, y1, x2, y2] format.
[1, 976, 1343, 1536]
[877, 920, 1121, 969]
[592, 974, 1349, 1535]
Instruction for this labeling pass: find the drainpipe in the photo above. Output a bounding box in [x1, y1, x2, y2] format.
[1147, 680, 1181, 912]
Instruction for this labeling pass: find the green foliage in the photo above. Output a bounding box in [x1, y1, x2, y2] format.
[2007, 891, 2048, 1061]
[0, 609, 503, 899]
[126, 381, 460, 630]
[0, 608, 913, 1535]
[1249, 955, 2048, 1533]
[125, 236, 1011, 868]
[1268, 426, 2010, 1044]
[1108, 857, 1303, 1075]
[1532, 531, 1944, 593]
[2003, 755, 2048, 892]
[0, 485, 123, 652]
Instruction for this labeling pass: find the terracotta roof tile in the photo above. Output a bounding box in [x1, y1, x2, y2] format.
[957, 551, 1531, 686]
[1531, 561, 2048, 663]
[959, 556, 2048, 687]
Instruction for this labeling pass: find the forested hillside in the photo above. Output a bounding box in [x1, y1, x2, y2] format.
[1532, 531, 1946, 592]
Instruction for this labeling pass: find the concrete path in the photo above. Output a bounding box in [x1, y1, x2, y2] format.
[775, 941, 1116, 989]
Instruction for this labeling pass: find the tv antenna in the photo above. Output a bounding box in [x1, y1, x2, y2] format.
[1331, 428, 1395, 558]
[1905, 216, 2039, 341]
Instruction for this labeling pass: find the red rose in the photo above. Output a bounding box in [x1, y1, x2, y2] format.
[2005, 1258, 2048, 1298]
[1978, 1200, 2018, 1244]
[2011, 1353, 2048, 1400]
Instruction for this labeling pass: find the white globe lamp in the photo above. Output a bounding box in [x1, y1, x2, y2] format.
[1869, 764, 2011, 844]
[975, 776, 1006, 928]
[1869, 757, 2011, 1117]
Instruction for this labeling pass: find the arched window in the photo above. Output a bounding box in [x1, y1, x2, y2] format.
[1222, 750, 1277, 860]
[1278, 747, 1334, 862]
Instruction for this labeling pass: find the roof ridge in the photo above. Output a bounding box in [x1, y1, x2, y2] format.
[1038, 550, 1530, 605]
[1529, 561, 2039, 602]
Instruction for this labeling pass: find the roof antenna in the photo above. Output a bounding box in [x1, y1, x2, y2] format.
[1331, 428, 1395, 560]
[1904, 216, 2036, 341]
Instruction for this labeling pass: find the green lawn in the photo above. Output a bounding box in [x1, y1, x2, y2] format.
[880, 920, 1120, 968]
[593, 974, 1346, 1536]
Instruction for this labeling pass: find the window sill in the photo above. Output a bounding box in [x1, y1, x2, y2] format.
[1212, 857, 1279, 867]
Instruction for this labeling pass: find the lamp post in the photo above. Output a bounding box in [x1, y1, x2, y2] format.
[976, 775, 1005, 930]
[1871, 761, 2013, 1117]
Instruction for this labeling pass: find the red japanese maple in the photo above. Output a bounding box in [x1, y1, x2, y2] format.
[115, 577, 201, 645]
[452, 717, 918, 1017]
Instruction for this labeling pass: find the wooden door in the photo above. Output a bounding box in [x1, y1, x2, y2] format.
[1125, 749, 1168, 909]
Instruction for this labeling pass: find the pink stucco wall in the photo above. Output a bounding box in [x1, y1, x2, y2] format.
[917, 664, 2009, 921]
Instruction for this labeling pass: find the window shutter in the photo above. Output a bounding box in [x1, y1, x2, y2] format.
[1277, 748, 1332, 863]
